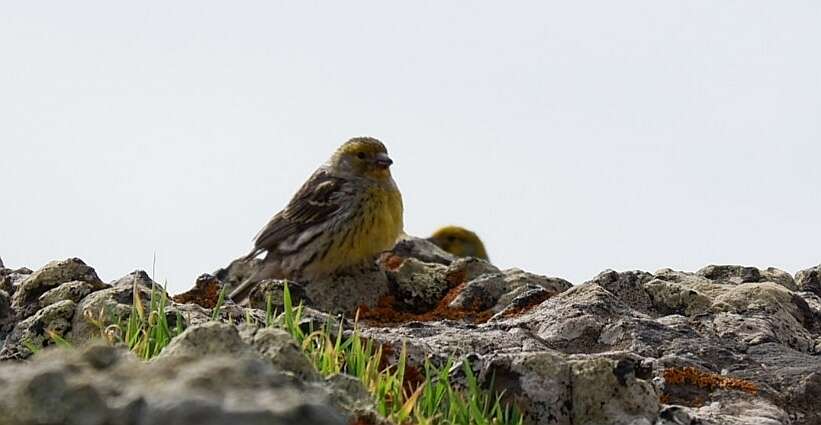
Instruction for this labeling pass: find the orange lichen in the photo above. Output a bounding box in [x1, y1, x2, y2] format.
[172, 276, 223, 308]
[380, 253, 405, 271]
[357, 270, 494, 325]
[663, 367, 759, 396]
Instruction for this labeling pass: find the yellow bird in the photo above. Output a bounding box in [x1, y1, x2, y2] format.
[229, 137, 404, 302]
[427, 226, 489, 261]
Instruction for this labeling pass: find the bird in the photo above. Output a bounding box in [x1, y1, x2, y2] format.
[228, 137, 404, 303]
[427, 226, 489, 261]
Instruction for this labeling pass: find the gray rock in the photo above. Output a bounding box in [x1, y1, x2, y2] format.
[157, 321, 253, 359]
[390, 236, 457, 265]
[447, 257, 501, 283]
[0, 299, 75, 359]
[387, 257, 450, 312]
[0, 345, 349, 425]
[483, 351, 572, 425]
[39, 280, 101, 307]
[70, 272, 185, 344]
[796, 264, 821, 296]
[5, 257, 821, 425]
[697, 265, 797, 290]
[0, 266, 32, 295]
[11, 258, 106, 317]
[451, 268, 571, 312]
[240, 326, 318, 380]
[592, 269, 656, 316]
[304, 263, 392, 315]
[697, 265, 763, 285]
[0, 289, 9, 322]
[569, 356, 659, 425]
[246, 279, 309, 312]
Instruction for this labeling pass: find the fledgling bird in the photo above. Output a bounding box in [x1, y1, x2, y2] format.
[229, 137, 404, 302]
[427, 226, 489, 261]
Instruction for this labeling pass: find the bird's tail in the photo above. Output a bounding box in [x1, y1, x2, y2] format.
[242, 248, 263, 262]
[228, 276, 256, 306]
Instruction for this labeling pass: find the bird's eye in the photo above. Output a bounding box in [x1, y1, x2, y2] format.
[356, 152, 367, 159]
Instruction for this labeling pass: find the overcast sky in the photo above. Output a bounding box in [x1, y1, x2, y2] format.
[1, 2, 819, 292]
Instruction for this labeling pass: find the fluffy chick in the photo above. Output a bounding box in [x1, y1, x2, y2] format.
[427, 226, 489, 261]
[229, 137, 404, 302]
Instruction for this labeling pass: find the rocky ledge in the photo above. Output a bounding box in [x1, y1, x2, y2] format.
[1, 241, 820, 425]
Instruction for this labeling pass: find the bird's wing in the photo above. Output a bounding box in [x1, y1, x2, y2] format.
[249, 169, 347, 258]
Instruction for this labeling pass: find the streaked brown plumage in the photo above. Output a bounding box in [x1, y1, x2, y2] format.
[229, 137, 404, 302]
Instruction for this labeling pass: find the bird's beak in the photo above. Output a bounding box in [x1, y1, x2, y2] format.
[374, 153, 393, 169]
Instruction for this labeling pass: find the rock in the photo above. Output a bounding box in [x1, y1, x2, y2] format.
[390, 236, 456, 266]
[172, 273, 225, 309]
[0, 345, 350, 425]
[0, 289, 10, 322]
[11, 259, 105, 315]
[760, 267, 798, 291]
[569, 357, 659, 425]
[591, 270, 655, 315]
[387, 258, 450, 312]
[697, 265, 762, 285]
[70, 271, 192, 344]
[303, 263, 391, 315]
[711, 282, 815, 352]
[697, 264, 797, 290]
[0, 266, 32, 295]
[450, 268, 571, 313]
[39, 280, 100, 307]
[246, 279, 309, 312]
[0, 299, 75, 359]
[157, 321, 253, 359]
[240, 326, 318, 380]
[796, 265, 821, 296]
[447, 257, 501, 283]
[4, 256, 821, 425]
[109, 269, 156, 289]
[483, 351, 572, 425]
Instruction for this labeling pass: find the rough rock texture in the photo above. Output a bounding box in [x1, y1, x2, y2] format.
[11, 258, 106, 315]
[0, 335, 359, 425]
[3, 257, 821, 425]
[356, 264, 821, 425]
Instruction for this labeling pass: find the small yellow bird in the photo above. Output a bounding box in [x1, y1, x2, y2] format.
[229, 137, 404, 302]
[427, 226, 489, 261]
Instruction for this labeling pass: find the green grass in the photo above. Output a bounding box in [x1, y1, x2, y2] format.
[78, 279, 522, 425]
[269, 282, 524, 425]
[85, 279, 185, 360]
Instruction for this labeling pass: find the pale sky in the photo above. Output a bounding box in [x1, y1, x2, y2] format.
[2, 2, 819, 293]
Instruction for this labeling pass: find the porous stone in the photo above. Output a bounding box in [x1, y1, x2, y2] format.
[241, 326, 318, 381]
[70, 271, 187, 344]
[0, 266, 32, 295]
[11, 258, 105, 316]
[451, 268, 571, 312]
[482, 351, 572, 425]
[796, 264, 821, 296]
[39, 280, 100, 307]
[386, 258, 450, 312]
[390, 236, 456, 265]
[0, 299, 75, 359]
[0, 345, 350, 425]
[569, 357, 659, 425]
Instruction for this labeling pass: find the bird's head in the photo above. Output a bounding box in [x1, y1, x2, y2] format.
[330, 137, 394, 181]
[427, 226, 489, 261]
